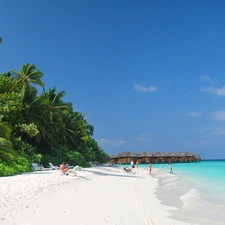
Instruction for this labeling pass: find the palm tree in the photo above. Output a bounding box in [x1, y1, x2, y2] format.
[41, 87, 70, 121]
[0, 122, 17, 162]
[11, 63, 44, 99]
[25, 88, 70, 150]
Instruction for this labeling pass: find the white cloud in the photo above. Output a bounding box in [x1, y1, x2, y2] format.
[188, 112, 201, 117]
[212, 128, 225, 135]
[200, 75, 211, 81]
[97, 138, 125, 146]
[136, 133, 151, 141]
[133, 84, 159, 92]
[97, 138, 111, 144]
[201, 86, 225, 96]
[211, 111, 225, 121]
[111, 140, 125, 146]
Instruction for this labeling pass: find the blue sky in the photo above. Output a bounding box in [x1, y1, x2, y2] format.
[1, 1, 225, 159]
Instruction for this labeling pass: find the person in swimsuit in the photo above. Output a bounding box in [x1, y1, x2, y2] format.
[149, 163, 152, 174]
[136, 160, 139, 169]
[60, 162, 68, 173]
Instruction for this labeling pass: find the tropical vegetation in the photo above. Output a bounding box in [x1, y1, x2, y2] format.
[0, 63, 109, 176]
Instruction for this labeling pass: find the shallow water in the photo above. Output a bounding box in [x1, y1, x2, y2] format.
[121, 161, 225, 225]
[154, 161, 225, 225]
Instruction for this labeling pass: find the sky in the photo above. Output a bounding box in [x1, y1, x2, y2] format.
[1, 0, 225, 159]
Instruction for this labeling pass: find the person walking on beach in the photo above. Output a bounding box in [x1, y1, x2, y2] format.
[149, 163, 152, 174]
[136, 160, 139, 169]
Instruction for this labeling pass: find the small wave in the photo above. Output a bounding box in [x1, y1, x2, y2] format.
[180, 188, 201, 207]
[155, 173, 175, 179]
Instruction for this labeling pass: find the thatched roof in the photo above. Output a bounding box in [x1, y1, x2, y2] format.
[165, 152, 177, 157]
[152, 152, 165, 157]
[110, 151, 199, 159]
[185, 152, 194, 157]
[117, 152, 136, 158]
[176, 152, 186, 157]
[110, 154, 119, 159]
[136, 152, 152, 158]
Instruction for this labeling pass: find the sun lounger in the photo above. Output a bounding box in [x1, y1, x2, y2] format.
[32, 163, 40, 171]
[32, 163, 50, 171]
[68, 165, 82, 176]
[48, 163, 59, 170]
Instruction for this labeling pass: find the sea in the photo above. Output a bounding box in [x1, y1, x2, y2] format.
[124, 160, 225, 225]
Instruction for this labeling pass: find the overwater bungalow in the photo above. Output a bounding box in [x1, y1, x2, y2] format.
[113, 152, 136, 164]
[110, 151, 201, 164]
[176, 152, 187, 162]
[151, 152, 166, 163]
[193, 154, 201, 162]
[165, 152, 177, 163]
[136, 152, 152, 163]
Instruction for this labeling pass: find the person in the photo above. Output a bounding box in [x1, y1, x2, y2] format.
[149, 163, 152, 174]
[130, 160, 134, 169]
[136, 160, 139, 169]
[168, 163, 173, 174]
[60, 162, 68, 173]
[124, 167, 132, 173]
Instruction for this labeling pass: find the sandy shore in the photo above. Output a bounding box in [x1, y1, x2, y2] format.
[0, 167, 193, 225]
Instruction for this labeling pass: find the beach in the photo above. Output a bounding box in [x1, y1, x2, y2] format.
[0, 166, 194, 225]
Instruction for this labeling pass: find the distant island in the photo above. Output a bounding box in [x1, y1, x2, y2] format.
[110, 152, 201, 164]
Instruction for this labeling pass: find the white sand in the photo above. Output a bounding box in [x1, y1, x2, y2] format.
[0, 167, 193, 225]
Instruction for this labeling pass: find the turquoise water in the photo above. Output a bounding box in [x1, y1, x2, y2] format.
[121, 161, 225, 224]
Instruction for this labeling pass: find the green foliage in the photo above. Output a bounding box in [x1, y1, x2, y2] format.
[0, 122, 18, 163]
[11, 63, 44, 99]
[0, 63, 109, 176]
[13, 137, 40, 163]
[41, 154, 61, 167]
[65, 151, 91, 168]
[0, 156, 32, 176]
[0, 92, 25, 125]
[0, 162, 16, 176]
[17, 123, 39, 137]
[0, 73, 13, 93]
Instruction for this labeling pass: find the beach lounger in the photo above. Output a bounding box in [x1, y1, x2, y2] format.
[48, 163, 59, 170]
[68, 165, 82, 176]
[32, 163, 50, 171]
[32, 163, 40, 171]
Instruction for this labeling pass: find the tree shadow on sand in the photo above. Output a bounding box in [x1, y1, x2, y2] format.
[83, 169, 142, 178]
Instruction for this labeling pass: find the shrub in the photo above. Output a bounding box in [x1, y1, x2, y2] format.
[66, 151, 91, 168]
[0, 162, 17, 176]
[41, 154, 61, 167]
[0, 156, 32, 176]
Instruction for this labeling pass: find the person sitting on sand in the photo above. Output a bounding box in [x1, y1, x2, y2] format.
[124, 167, 132, 173]
[60, 162, 68, 173]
